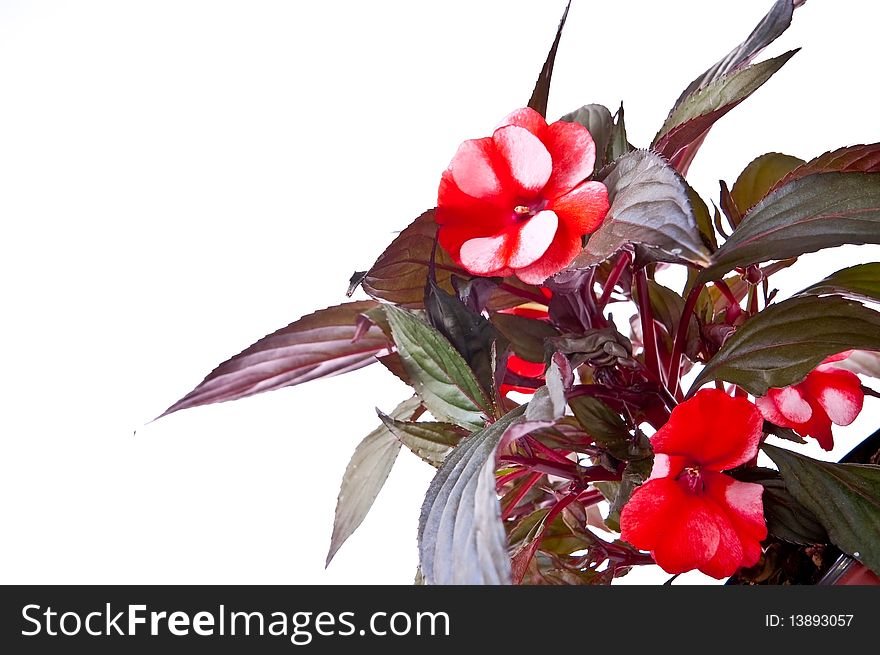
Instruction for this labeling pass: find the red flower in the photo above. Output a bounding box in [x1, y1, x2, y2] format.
[436, 108, 610, 285]
[620, 389, 767, 579]
[756, 357, 864, 451]
[497, 300, 552, 396]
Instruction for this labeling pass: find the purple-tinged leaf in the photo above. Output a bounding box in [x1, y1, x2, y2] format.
[730, 152, 804, 215]
[527, 1, 570, 118]
[162, 301, 389, 417]
[773, 144, 880, 190]
[796, 262, 880, 305]
[764, 444, 880, 575]
[696, 172, 880, 284]
[653, 51, 798, 170]
[566, 150, 710, 270]
[668, 0, 803, 113]
[360, 211, 533, 310]
[690, 295, 880, 396]
[327, 397, 422, 566]
[378, 411, 466, 468]
[418, 405, 526, 585]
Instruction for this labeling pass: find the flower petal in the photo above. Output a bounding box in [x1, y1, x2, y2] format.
[507, 210, 558, 268]
[497, 107, 547, 135]
[493, 125, 552, 197]
[650, 389, 763, 471]
[648, 454, 687, 481]
[651, 494, 721, 575]
[697, 504, 746, 579]
[459, 229, 515, 276]
[541, 120, 596, 197]
[513, 220, 583, 285]
[619, 478, 687, 551]
[550, 180, 610, 235]
[772, 386, 813, 423]
[806, 366, 864, 427]
[449, 136, 507, 201]
[703, 472, 766, 571]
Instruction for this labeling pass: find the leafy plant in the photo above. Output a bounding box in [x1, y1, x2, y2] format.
[163, 0, 880, 585]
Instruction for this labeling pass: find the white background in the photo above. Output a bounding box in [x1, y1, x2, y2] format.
[1, 0, 878, 585]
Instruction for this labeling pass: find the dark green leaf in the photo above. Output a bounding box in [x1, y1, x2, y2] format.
[425, 277, 505, 396]
[654, 51, 798, 164]
[377, 411, 466, 467]
[527, 1, 570, 118]
[796, 262, 880, 304]
[773, 143, 880, 190]
[686, 180, 717, 251]
[764, 444, 880, 574]
[567, 150, 711, 269]
[730, 152, 804, 214]
[161, 301, 388, 417]
[731, 466, 827, 545]
[327, 396, 422, 565]
[607, 104, 633, 162]
[490, 312, 558, 364]
[696, 172, 880, 284]
[559, 104, 613, 173]
[668, 0, 801, 113]
[568, 396, 630, 458]
[384, 305, 492, 430]
[418, 405, 526, 584]
[691, 295, 880, 396]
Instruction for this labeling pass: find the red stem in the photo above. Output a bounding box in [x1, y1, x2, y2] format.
[714, 279, 743, 323]
[634, 268, 663, 383]
[498, 283, 550, 305]
[501, 472, 543, 520]
[597, 250, 632, 312]
[525, 436, 574, 465]
[496, 468, 530, 488]
[666, 283, 704, 395]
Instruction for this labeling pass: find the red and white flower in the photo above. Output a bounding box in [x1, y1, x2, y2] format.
[620, 389, 767, 579]
[436, 108, 610, 285]
[756, 356, 864, 451]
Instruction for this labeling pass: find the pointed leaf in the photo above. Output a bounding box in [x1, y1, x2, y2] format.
[361, 210, 461, 308]
[607, 103, 633, 162]
[774, 143, 880, 190]
[384, 305, 492, 430]
[490, 312, 558, 364]
[418, 405, 527, 585]
[327, 396, 422, 565]
[361, 211, 534, 310]
[731, 466, 827, 545]
[378, 411, 466, 467]
[691, 295, 880, 396]
[764, 444, 880, 575]
[162, 301, 389, 417]
[654, 50, 798, 165]
[646, 280, 701, 359]
[669, 0, 802, 113]
[559, 104, 613, 173]
[796, 262, 880, 304]
[567, 150, 711, 269]
[425, 278, 505, 396]
[730, 152, 804, 214]
[527, 1, 570, 118]
[696, 172, 880, 284]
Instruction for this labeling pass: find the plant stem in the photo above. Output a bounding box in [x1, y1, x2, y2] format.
[501, 472, 543, 520]
[666, 282, 704, 394]
[498, 283, 549, 305]
[634, 268, 663, 383]
[597, 250, 632, 312]
[714, 278, 743, 323]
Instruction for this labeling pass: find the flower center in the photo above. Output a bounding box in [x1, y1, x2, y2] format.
[678, 466, 704, 494]
[512, 199, 548, 221]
